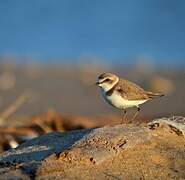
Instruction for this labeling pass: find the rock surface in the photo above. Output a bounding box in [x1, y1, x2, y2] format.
[0, 116, 185, 179]
[148, 116, 185, 136]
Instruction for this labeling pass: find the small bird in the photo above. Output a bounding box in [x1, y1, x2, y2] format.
[96, 72, 164, 123]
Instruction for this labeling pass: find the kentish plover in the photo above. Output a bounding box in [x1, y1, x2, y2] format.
[96, 73, 164, 123]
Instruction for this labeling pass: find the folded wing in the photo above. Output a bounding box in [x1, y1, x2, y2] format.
[116, 79, 164, 100]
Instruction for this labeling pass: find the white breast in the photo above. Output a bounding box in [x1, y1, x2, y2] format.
[101, 90, 147, 109]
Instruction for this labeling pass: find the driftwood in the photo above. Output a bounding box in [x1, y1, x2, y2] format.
[0, 91, 31, 125]
[0, 116, 185, 179]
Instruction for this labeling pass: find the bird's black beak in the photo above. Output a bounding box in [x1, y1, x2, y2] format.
[95, 81, 100, 85]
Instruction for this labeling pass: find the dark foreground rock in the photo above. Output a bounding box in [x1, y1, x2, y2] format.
[0, 116, 185, 179]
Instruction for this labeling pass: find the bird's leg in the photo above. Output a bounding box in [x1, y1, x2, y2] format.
[121, 109, 127, 124]
[131, 107, 140, 122]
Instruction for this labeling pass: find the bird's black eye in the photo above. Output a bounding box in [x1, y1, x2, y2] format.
[104, 78, 110, 82]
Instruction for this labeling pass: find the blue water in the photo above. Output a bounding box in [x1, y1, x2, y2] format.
[0, 0, 185, 65]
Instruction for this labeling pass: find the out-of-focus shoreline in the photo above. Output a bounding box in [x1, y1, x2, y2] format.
[0, 62, 184, 119]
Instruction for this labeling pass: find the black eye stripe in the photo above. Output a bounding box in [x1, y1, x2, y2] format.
[101, 78, 111, 83]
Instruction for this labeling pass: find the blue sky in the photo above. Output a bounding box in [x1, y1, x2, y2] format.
[0, 0, 185, 65]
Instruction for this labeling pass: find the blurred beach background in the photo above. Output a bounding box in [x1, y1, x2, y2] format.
[0, 0, 185, 151]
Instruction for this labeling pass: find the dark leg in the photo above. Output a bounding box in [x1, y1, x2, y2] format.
[131, 106, 140, 122]
[121, 109, 127, 124]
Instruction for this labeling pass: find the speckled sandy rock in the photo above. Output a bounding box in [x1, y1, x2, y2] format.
[0, 124, 151, 165]
[0, 116, 185, 179]
[148, 116, 185, 137]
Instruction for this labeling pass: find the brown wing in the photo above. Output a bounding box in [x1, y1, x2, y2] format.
[115, 79, 149, 100]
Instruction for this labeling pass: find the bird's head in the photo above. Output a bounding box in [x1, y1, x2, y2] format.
[95, 73, 119, 92]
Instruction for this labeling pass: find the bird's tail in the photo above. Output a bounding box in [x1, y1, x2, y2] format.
[146, 91, 165, 99]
